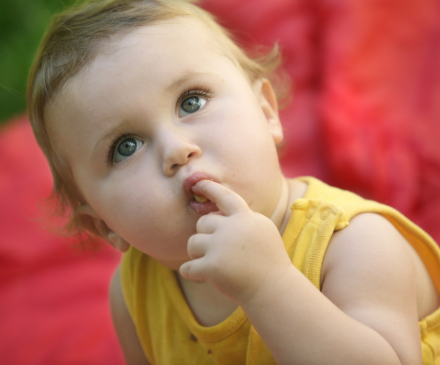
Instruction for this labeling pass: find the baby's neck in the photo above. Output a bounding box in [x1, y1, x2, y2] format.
[271, 177, 308, 235]
[176, 274, 238, 327]
[269, 176, 290, 233]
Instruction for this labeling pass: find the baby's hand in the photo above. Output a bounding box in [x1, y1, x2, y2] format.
[179, 180, 292, 305]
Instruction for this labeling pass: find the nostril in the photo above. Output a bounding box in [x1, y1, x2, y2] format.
[188, 152, 194, 158]
[171, 163, 179, 169]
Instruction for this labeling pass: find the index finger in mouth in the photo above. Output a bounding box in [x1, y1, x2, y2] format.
[192, 180, 248, 216]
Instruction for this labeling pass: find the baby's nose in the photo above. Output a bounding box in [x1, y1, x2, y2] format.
[162, 132, 201, 176]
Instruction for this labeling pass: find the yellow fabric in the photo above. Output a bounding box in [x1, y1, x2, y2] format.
[120, 176, 440, 364]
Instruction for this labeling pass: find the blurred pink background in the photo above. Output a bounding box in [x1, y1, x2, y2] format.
[1, 0, 439, 363]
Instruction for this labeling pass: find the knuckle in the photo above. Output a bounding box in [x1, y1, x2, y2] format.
[215, 187, 232, 201]
[222, 189, 233, 198]
[187, 235, 199, 251]
[180, 263, 190, 278]
[196, 215, 208, 228]
[206, 256, 223, 276]
[187, 234, 196, 245]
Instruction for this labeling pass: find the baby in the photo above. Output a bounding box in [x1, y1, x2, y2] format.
[27, 0, 440, 364]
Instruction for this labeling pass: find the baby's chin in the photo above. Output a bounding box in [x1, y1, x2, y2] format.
[133, 236, 194, 270]
[152, 255, 192, 272]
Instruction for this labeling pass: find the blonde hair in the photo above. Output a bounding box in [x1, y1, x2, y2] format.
[27, 0, 286, 235]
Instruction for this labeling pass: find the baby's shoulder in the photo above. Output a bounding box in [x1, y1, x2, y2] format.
[322, 212, 416, 288]
[324, 212, 410, 271]
[322, 212, 440, 319]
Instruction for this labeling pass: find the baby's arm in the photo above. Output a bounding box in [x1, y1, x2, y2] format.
[109, 267, 150, 365]
[179, 181, 422, 365]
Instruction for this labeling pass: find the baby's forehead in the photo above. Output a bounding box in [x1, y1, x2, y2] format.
[94, 16, 229, 65]
[64, 16, 244, 99]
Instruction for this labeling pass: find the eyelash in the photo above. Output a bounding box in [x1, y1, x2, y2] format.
[107, 133, 135, 165]
[177, 86, 212, 110]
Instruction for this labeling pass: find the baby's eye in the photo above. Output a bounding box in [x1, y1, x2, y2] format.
[179, 95, 207, 117]
[112, 136, 143, 164]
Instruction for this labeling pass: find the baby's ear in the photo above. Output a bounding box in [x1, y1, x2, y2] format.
[254, 78, 284, 145]
[77, 205, 130, 252]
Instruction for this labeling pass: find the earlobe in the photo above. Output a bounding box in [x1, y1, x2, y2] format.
[255, 79, 284, 145]
[76, 205, 130, 252]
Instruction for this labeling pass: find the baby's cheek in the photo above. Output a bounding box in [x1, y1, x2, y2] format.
[112, 195, 195, 254]
[113, 198, 163, 237]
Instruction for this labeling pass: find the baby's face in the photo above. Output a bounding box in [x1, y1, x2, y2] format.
[46, 17, 284, 269]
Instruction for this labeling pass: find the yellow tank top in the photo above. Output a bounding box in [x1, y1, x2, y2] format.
[120, 177, 440, 364]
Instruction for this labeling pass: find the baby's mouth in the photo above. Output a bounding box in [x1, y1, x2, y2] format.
[183, 172, 218, 214]
[193, 193, 210, 203]
[189, 189, 217, 215]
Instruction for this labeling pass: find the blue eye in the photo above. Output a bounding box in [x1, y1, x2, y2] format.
[179, 95, 207, 117]
[113, 137, 143, 164]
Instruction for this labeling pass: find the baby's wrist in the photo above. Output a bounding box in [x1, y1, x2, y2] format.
[239, 263, 294, 310]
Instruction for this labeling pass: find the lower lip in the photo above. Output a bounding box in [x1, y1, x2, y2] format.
[189, 200, 219, 215]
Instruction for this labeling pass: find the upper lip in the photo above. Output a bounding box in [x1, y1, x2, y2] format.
[182, 172, 218, 200]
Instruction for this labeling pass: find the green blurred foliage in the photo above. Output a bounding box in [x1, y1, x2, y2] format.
[0, 0, 76, 125]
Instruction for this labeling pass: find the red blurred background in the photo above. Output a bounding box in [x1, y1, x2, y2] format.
[1, 0, 439, 363]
